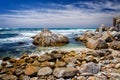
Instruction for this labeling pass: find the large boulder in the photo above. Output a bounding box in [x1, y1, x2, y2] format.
[32, 29, 69, 47]
[86, 38, 108, 50]
[75, 31, 95, 42]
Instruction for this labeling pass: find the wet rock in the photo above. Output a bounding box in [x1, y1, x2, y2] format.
[38, 67, 53, 76]
[86, 38, 108, 50]
[32, 29, 69, 47]
[2, 57, 11, 61]
[24, 66, 39, 76]
[53, 67, 78, 78]
[78, 62, 101, 74]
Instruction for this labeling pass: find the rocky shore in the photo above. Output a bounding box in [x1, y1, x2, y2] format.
[1, 49, 120, 80]
[0, 17, 120, 80]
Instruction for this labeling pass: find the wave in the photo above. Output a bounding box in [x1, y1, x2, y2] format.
[0, 36, 33, 44]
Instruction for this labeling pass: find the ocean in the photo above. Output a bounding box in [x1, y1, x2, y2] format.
[0, 28, 95, 58]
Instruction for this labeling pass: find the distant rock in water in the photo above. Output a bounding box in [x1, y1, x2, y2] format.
[32, 29, 69, 47]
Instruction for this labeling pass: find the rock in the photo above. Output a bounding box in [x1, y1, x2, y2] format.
[2, 75, 17, 80]
[32, 29, 69, 47]
[53, 67, 78, 78]
[38, 67, 53, 76]
[86, 38, 108, 50]
[20, 53, 29, 59]
[24, 66, 39, 76]
[15, 69, 24, 76]
[75, 31, 95, 42]
[113, 32, 120, 41]
[32, 60, 41, 66]
[22, 76, 30, 80]
[38, 54, 52, 62]
[110, 73, 120, 80]
[77, 76, 86, 80]
[81, 73, 94, 76]
[78, 62, 101, 74]
[87, 76, 96, 80]
[93, 49, 111, 57]
[2, 57, 11, 61]
[55, 61, 66, 67]
[115, 63, 120, 69]
[50, 51, 63, 59]
[30, 77, 38, 80]
[110, 41, 120, 50]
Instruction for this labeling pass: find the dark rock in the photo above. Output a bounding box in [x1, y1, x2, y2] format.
[2, 57, 11, 61]
[32, 29, 69, 47]
[53, 67, 78, 78]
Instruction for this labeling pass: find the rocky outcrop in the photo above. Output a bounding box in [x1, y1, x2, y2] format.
[32, 29, 69, 47]
[86, 38, 108, 50]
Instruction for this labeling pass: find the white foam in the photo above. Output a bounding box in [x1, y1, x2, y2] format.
[0, 36, 33, 44]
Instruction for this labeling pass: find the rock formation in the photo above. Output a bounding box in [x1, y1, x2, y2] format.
[32, 29, 69, 47]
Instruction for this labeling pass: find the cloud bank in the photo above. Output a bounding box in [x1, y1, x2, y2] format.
[0, 0, 120, 28]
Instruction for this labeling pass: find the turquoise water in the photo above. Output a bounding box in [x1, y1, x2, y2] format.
[0, 28, 95, 58]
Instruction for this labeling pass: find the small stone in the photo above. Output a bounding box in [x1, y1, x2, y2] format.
[53, 67, 78, 78]
[115, 63, 120, 69]
[38, 67, 53, 76]
[24, 66, 39, 76]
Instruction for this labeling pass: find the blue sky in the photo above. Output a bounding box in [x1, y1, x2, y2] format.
[0, 0, 120, 28]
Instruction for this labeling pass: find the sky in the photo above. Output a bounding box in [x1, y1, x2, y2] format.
[0, 0, 120, 28]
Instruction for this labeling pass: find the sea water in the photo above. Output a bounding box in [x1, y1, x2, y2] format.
[0, 28, 95, 58]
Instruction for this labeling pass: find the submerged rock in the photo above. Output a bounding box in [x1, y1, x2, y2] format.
[32, 29, 69, 47]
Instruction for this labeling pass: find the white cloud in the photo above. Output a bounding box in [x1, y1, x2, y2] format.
[0, 0, 120, 28]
